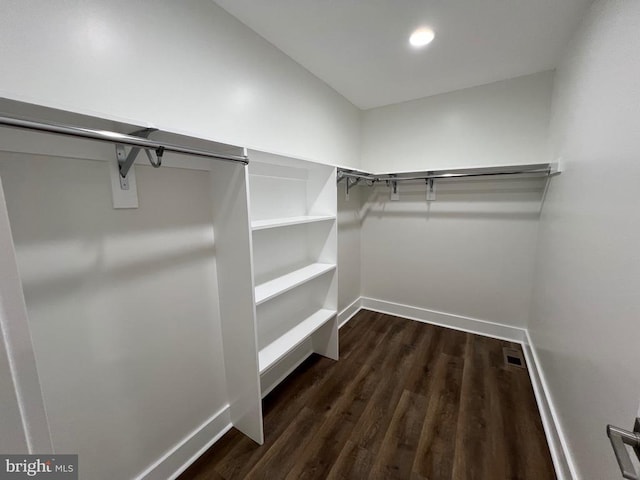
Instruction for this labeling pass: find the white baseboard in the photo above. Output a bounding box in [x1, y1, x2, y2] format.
[135, 405, 232, 480]
[522, 331, 578, 480]
[360, 297, 527, 343]
[338, 297, 362, 328]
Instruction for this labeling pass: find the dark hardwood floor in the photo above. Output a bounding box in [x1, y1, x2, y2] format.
[179, 310, 555, 480]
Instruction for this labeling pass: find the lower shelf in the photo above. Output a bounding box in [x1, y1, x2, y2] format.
[258, 308, 336, 374]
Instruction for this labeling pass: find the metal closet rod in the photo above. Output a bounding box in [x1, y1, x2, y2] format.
[337, 164, 553, 183]
[0, 115, 249, 165]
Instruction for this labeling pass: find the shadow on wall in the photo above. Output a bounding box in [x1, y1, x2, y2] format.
[19, 240, 216, 307]
[0, 154, 219, 306]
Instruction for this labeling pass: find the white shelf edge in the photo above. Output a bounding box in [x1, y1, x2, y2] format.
[251, 215, 335, 231]
[255, 263, 336, 306]
[258, 308, 337, 374]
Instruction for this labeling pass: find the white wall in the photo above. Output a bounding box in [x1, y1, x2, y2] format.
[0, 337, 26, 453]
[337, 184, 362, 314]
[529, 1, 640, 478]
[359, 178, 545, 328]
[361, 71, 554, 172]
[0, 180, 52, 455]
[0, 211, 29, 451]
[0, 152, 228, 480]
[0, 0, 361, 168]
[352, 70, 554, 330]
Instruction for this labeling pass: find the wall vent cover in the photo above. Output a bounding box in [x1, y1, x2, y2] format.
[503, 347, 525, 369]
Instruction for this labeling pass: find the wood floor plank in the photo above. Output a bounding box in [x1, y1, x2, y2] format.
[286, 362, 379, 479]
[452, 334, 490, 480]
[324, 440, 375, 480]
[402, 324, 444, 395]
[348, 317, 425, 455]
[242, 407, 322, 480]
[179, 310, 556, 480]
[412, 353, 464, 479]
[369, 389, 429, 479]
[301, 317, 418, 480]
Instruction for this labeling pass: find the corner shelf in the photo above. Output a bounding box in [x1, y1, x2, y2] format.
[255, 263, 336, 306]
[251, 215, 335, 231]
[258, 308, 337, 374]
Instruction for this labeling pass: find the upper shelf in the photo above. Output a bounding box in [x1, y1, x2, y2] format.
[0, 99, 247, 166]
[337, 163, 560, 184]
[248, 151, 337, 230]
[251, 215, 335, 231]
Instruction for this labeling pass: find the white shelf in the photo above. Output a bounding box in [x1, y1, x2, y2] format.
[255, 263, 336, 306]
[259, 308, 336, 374]
[251, 215, 335, 231]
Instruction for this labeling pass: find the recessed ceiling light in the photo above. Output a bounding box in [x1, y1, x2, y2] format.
[409, 28, 435, 48]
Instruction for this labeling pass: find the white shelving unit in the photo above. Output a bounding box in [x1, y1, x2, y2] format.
[248, 149, 339, 398]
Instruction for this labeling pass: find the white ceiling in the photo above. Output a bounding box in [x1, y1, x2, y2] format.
[213, 0, 593, 110]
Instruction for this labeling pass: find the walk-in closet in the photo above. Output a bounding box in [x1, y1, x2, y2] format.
[1, 1, 639, 479]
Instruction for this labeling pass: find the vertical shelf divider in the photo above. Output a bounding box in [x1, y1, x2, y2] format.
[212, 161, 264, 445]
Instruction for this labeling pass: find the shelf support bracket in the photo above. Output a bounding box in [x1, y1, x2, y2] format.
[345, 177, 360, 200]
[426, 178, 436, 201]
[116, 128, 158, 180]
[388, 177, 399, 201]
[111, 128, 156, 209]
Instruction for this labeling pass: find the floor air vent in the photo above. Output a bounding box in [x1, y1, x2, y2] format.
[503, 347, 525, 369]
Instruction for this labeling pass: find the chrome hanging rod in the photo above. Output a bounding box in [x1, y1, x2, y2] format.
[0, 115, 249, 167]
[337, 163, 554, 185]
